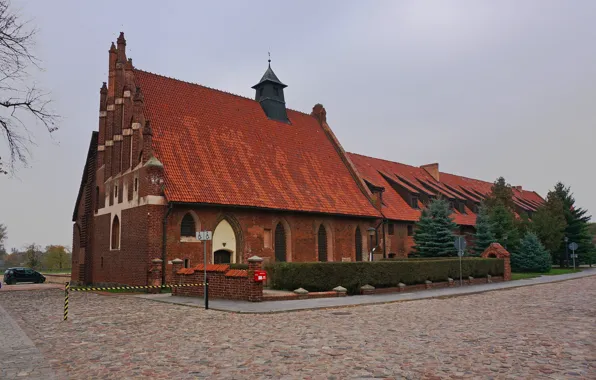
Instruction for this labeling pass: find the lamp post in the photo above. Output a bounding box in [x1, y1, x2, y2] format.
[367, 227, 376, 261]
[564, 236, 569, 268]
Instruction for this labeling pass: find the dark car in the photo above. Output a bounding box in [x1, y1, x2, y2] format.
[3, 267, 46, 285]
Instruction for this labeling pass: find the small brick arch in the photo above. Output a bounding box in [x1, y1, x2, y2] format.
[481, 243, 511, 281]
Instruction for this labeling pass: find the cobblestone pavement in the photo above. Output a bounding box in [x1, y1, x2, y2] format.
[0, 277, 594, 379]
[0, 283, 64, 292]
[0, 302, 57, 379]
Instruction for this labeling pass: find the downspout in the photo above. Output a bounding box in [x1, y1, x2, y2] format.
[382, 218, 387, 259]
[161, 203, 174, 284]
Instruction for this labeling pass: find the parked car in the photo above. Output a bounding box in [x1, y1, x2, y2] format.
[3, 267, 46, 285]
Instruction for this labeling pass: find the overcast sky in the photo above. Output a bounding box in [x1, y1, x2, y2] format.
[1, 0, 595, 251]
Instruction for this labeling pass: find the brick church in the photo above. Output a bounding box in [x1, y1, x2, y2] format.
[72, 33, 544, 285]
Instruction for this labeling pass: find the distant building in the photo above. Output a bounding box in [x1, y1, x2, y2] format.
[72, 33, 543, 285]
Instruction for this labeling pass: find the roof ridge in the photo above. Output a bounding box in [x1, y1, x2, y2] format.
[347, 152, 423, 171]
[133, 68, 313, 118]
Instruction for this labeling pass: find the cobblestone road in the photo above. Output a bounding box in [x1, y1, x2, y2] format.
[0, 277, 594, 379]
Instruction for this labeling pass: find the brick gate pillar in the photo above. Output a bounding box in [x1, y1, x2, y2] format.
[247, 255, 264, 302]
[481, 243, 511, 281]
[148, 258, 163, 294]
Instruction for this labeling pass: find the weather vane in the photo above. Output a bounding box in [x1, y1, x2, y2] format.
[268, 51, 271, 63]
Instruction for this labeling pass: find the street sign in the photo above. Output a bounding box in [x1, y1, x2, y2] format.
[196, 231, 213, 241]
[569, 242, 578, 251]
[454, 236, 467, 252]
[570, 254, 578, 259]
[457, 249, 464, 257]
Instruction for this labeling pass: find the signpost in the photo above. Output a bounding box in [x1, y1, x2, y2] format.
[196, 230, 213, 309]
[568, 242, 578, 269]
[454, 236, 467, 286]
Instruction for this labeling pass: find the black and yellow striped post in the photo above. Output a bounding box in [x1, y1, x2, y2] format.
[64, 281, 69, 321]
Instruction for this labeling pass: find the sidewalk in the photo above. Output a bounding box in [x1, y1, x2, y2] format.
[136, 267, 596, 313]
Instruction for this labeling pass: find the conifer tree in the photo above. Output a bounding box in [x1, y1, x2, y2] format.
[484, 177, 519, 253]
[511, 232, 551, 273]
[412, 207, 432, 257]
[413, 198, 458, 257]
[531, 191, 566, 264]
[552, 182, 592, 266]
[473, 204, 494, 255]
[489, 203, 520, 253]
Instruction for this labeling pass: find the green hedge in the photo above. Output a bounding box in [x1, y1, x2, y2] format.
[265, 258, 503, 294]
[229, 263, 249, 270]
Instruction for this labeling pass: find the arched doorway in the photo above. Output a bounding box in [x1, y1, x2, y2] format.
[212, 219, 238, 263]
[214, 249, 232, 264]
[274, 222, 287, 262]
[318, 224, 328, 262]
[355, 226, 363, 261]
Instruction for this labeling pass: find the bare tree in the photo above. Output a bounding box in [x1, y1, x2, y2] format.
[0, 0, 57, 175]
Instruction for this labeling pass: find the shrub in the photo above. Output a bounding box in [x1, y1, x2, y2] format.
[511, 232, 551, 273]
[265, 258, 504, 294]
[229, 263, 248, 270]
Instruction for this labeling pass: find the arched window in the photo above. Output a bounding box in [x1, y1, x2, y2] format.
[355, 226, 362, 261]
[274, 223, 286, 262]
[111, 215, 120, 250]
[318, 225, 328, 262]
[180, 213, 196, 237]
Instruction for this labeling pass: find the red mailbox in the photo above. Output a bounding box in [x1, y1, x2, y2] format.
[254, 270, 267, 282]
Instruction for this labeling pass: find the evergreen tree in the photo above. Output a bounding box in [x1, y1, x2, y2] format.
[531, 192, 566, 264]
[552, 182, 592, 266]
[412, 207, 432, 257]
[473, 203, 494, 255]
[511, 232, 551, 273]
[484, 177, 515, 211]
[413, 198, 458, 257]
[483, 177, 520, 253]
[489, 203, 520, 253]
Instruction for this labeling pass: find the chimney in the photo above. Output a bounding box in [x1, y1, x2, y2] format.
[513, 186, 522, 192]
[311, 103, 327, 125]
[421, 163, 439, 182]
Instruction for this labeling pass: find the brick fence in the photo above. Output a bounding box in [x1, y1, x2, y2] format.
[170, 255, 264, 302]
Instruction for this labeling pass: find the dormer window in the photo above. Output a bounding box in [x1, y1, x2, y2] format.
[274, 87, 279, 96]
[259, 88, 264, 97]
[411, 196, 419, 209]
[457, 201, 466, 214]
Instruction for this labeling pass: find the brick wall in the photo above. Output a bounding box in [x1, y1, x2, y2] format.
[171, 257, 264, 301]
[163, 206, 378, 282]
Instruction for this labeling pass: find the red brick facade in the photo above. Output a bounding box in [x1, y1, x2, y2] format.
[72, 32, 537, 286]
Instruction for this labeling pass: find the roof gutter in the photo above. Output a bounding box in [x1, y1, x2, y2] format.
[161, 202, 174, 284]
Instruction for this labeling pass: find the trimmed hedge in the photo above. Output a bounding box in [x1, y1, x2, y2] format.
[265, 258, 503, 294]
[229, 263, 249, 270]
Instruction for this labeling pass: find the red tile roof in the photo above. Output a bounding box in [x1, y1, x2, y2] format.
[134, 70, 379, 218]
[225, 269, 248, 278]
[347, 153, 544, 226]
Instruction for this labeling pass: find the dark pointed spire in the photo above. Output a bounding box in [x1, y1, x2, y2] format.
[251, 56, 289, 123]
[100, 82, 107, 94]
